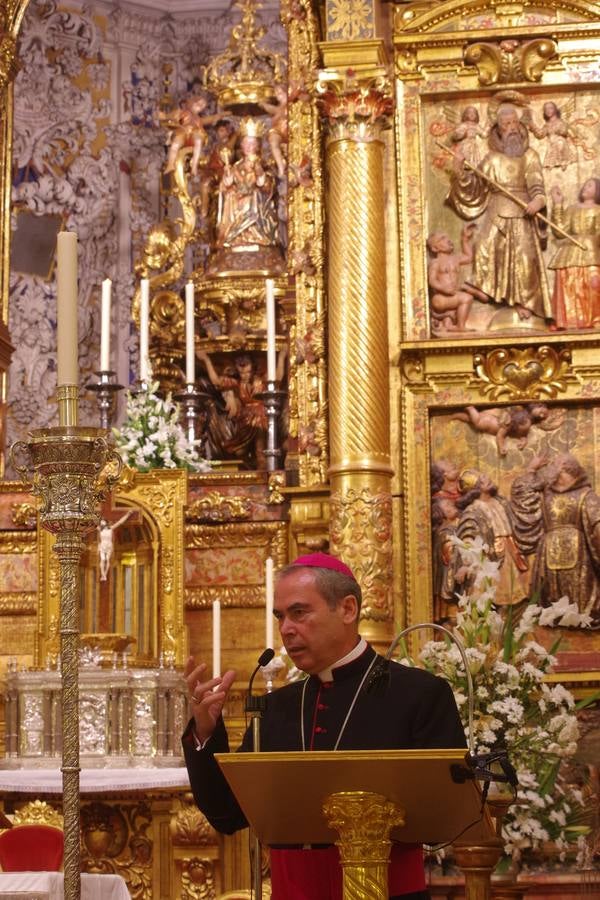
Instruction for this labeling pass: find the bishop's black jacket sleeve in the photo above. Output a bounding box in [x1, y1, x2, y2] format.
[410, 675, 467, 750]
[182, 716, 249, 834]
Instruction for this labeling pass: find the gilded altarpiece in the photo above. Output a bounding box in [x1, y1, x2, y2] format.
[394, 0, 600, 677]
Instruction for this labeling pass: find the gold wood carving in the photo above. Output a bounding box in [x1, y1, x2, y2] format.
[12, 799, 63, 828]
[171, 803, 215, 846]
[330, 487, 393, 624]
[186, 492, 252, 523]
[0, 34, 19, 92]
[473, 346, 571, 401]
[323, 791, 405, 900]
[39, 468, 187, 667]
[464, 38, 557, 85]
[186, 522, 286, 558]
[180, 858, 216, 900]
[0, 592, 36, 615]
[283, 0, 329, 485]
[267, 472, 286, 504]
[0, 530, 36, 552]
[10, 501, 37, 527]
[185, 585, 264, 610]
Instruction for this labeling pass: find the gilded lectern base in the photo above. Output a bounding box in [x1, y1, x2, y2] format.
[323, 790, 405, 900]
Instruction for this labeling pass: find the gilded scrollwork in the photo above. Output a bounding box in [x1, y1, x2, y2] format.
[0, 34, 19, 92]
[0, 530, 36, 552]
[171, 802, 215, 846]
[185, 521, 287, 560]
[12, 800, 63, 829]
[464, 38, 557, 85]
[284, 0, 328, 485]
[329, 487, 393, 623]
[180, 858, 216, 900]
[267, 472, 286, 504]
[473, 345, 572, 401]
[185, 584, 264, 609]
[186, 491, 252, 522]
[0, 593, 36, 614]
[9, 501, 37, 527]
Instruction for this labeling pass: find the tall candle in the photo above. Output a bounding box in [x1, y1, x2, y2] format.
[265, 557, 274, 649]
[100, 278, 112, 372]
[265, 278, 276, 383]
[185, 281, 195, 385]
[139, 278, 150, 383]
[56, 231, 79, 386]
[212, 600, 221, 679]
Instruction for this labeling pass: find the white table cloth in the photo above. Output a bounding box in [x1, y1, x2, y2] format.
[0, 769, 190, 794]
[0, 872, 130, 900]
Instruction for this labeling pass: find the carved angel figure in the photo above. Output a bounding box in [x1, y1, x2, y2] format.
[451, 403, 565, 456]
[160, 96, 221, 177]
[259, 84, 288, 179]
[448, 105, 488, 167]
[525, 100, 575, 170]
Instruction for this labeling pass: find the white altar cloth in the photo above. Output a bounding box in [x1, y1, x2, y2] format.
[0, 872, 130, 900]
[0, 769, 190, 794]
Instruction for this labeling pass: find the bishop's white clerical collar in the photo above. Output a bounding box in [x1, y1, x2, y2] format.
[317, 638, 367, 683]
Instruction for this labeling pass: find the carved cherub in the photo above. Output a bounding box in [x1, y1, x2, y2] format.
[448, 105, 488, 167]
[426, 225, 486, 333]
[160, 95, 222, 177]
[524, 97, 600, 170]
[451, 403, 565, 456]
[259, 84, 288, 178]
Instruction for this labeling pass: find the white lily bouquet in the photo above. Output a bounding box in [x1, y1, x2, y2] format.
[113, 380, 210, 472]
[400, 535, 594, 866]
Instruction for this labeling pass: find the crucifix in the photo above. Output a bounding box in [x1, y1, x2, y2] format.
[95, 497, 141, 633]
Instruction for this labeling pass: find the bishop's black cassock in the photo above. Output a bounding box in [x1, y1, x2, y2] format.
[183, 643, 466, 900]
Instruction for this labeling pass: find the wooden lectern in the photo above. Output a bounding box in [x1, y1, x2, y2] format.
[217, 748, 491, 900]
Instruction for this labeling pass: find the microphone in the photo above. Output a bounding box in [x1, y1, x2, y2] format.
[245, 648, 275, 713]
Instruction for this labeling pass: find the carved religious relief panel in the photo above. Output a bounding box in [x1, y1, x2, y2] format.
[394, 0, 600, 342]
[399, 343, 600, 673]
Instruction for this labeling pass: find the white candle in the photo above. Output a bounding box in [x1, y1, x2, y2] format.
[185, 281, 195, 385]
[265, 557, 274, 649]
[265, 278, 276, 383]
[56, 231, 79, 386]
[140, 278, 150, 383]
[100, 278, 112, 372]
[212, 600, 221, 679]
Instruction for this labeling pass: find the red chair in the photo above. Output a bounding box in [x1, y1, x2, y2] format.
[0, 824, 64, 871]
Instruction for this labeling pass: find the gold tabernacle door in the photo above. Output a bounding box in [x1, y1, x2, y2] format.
[215, 748, 483, 846]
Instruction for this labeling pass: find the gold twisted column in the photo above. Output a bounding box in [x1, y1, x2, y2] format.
[11, 395, 122, 900]
[323, 790, 405, 900]
[322, 72, 394, 645]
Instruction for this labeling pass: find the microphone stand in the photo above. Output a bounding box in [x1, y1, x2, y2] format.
[246, 649, 275, 900]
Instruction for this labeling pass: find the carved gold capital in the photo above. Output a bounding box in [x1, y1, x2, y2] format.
[318, 71, 393, 143]
[323, 791, 405, 900]
[473, 345, 571, 401]
[464, 37, 557, 85]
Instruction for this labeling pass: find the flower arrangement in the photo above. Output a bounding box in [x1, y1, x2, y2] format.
[401, 534, 594, 865]
[113, 380, 210, 472]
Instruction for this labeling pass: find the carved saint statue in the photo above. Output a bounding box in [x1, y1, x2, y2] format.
[511, 454, 600, 626]
[548, 178, 600, 329]
[197, 348, 287, 469]
[446, 102, 552, 324]
[454, 468, 529, 606]
[215, 117, 279, 252]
